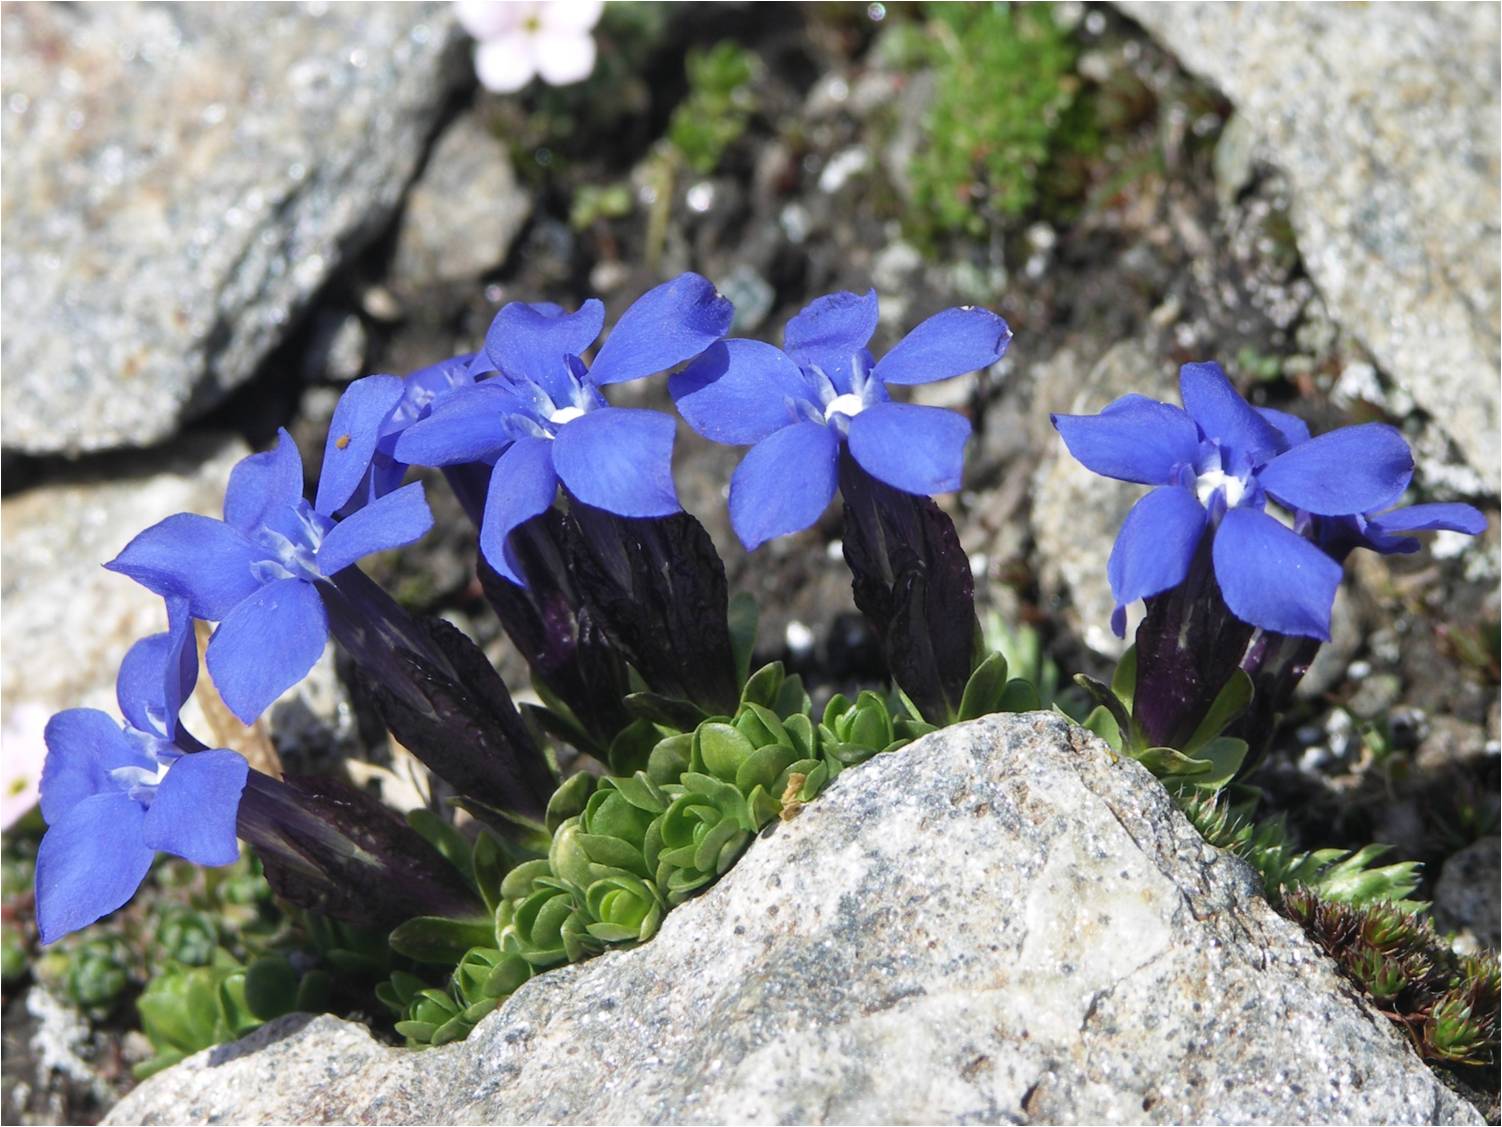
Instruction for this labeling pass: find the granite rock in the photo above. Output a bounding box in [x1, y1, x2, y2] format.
[1, 2, 463, 455]
[1120, 1, 1502, 486]
[107, 713, 1477, 1126]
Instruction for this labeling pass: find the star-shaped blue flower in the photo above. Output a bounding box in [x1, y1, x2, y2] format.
[106, 429, 433, 723]
[392, 273, 733, 584]
[670, 289, 1011, 550]
[36, 599, 247, 943]
[1051, 361, 1420, 640]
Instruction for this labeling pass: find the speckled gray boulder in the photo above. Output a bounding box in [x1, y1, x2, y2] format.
[1119, 1, 1501, 486]
[105, 713, 1477, 1125]
[0, 2, 463, 455]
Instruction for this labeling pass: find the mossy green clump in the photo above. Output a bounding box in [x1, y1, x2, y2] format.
[382, 657, 1033, 1047]
[1284, 892, 1499, 1075]
[665, 41, 758, 177]
[899, 2, 1092, 238]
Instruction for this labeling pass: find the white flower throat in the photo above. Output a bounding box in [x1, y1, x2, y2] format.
[823, 392, 866, 422]
[1195, 467, 1246, 508]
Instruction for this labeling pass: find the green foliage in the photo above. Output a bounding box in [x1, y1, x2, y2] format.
[1076, 648, 1252, 796]
[1284, 892, 1499, 1074]
[665, 41, 758, 176]
[902, 2, 1090, 238]
[387, 653, 1046, 1047]
[1179, 793, 1423, 911]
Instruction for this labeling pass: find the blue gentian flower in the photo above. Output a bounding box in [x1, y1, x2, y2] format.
[1314, 502, 1487, 559]
[35, 599, 247, 943]
[1051, 361, 1420, 640]
[670, 289, 1011, 550]
[315, 354, 479, 517]
[393, 273, 733, 584]
[106, 429, 433, 723]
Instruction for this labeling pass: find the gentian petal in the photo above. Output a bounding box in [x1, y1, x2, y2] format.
[1213, 507, 1342, 640]
[117, 596, 200, 739]
[316, 375, 406, 515]
[106, 514, 266, 621]
[1258, 423, 1414, 516]
[728, 422, 839, 550]
[1368, 502, 1487, 537]
[1106, 487, 1208, 631]
[870, 306, 1012, 386]
[1179, 362, 1285, 463]
[1255, 407, 1310, 449]
[783, 289, 879, 392]
[551, 407, 680, 517]
[669, 340, 814, 445]
[116, 635, 174, 737]
[586, 273, 734, 387]
[1051, 394, 1200, 485]
[847, 403, 971, 495]
[315, 482, 434, 576]
[35, 792, 154, 944]
[142, 750, 248, 866]
[478, 436, 559, 585]
[40, 710, 150, 825]
[484, 299, 605, 403]
[391, 384, 515, 467]
[206, 578, 328, 724]
[224, 429, 305, 532]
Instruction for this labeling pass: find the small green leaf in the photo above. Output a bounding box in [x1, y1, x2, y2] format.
[1074, 674, 1132, 745]
[997, 678, 1042, 713]
[728, 591, 759, 686]
[1181, 670, 1254, 755]
[772, 672, 811, 719]
[1111, 645, 1137, 711]
[295, 969, 332, 1013]
[406, 809, 473, 877]
[623, 692, 706, 731]
[740, 662, 784, 708]
[546, 773, 596, 835]
[604, 772, 668, 815]
[608, 718, 665, 777]
[958, 651, 1009, 720]
[647, 733, 693, 785]
[697, 722, 756, 781]
[243, 956, 299, 1021]
[394, 1020, 439, 1044]
[216, 972, 262, 1038]
[388, 916, 497, 965]
[1081, 704, 1123, 752]
[471, 832, 508, 916]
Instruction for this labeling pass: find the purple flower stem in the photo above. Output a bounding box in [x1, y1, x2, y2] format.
[236, 769, 482, 931]
[1132, 536, 1256, 750]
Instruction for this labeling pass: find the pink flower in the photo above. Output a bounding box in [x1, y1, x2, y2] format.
[2, 703, 49, 830]
[455, 1, 604, 93]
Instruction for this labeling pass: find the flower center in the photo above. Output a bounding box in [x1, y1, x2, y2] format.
[109, 754, 175, 805]
[549, 405, 586, 427]
[823, 392, 866, 422]
[1195, 467, 1246, 508]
